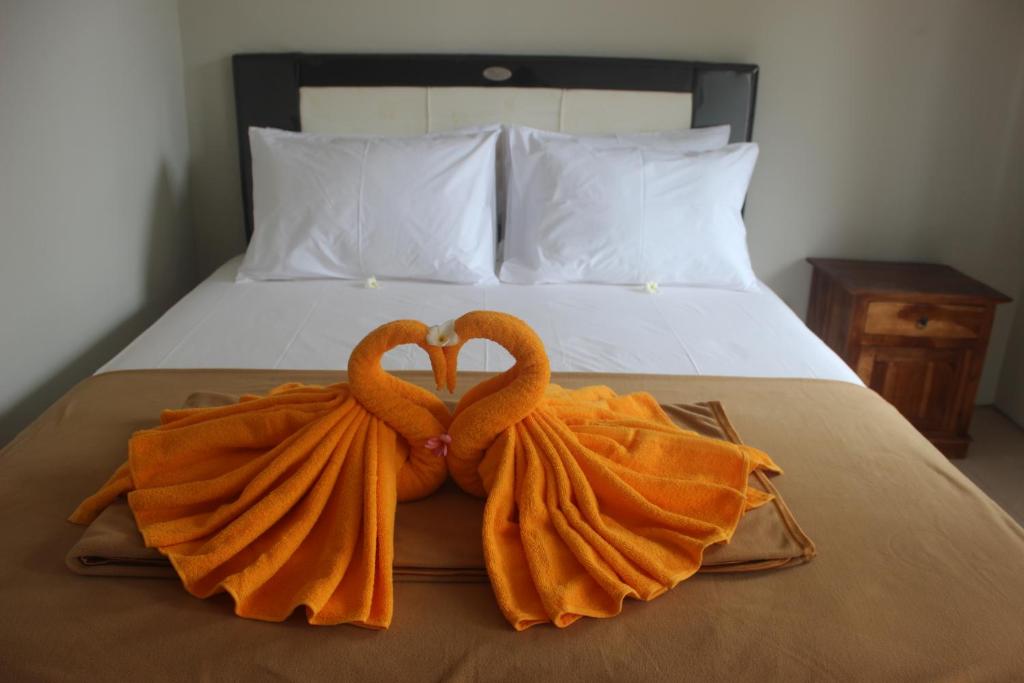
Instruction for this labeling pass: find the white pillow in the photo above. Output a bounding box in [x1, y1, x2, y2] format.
[500, 127, 758, 289]
[494, 124, 730, 256]
[239, 126, 499, 284]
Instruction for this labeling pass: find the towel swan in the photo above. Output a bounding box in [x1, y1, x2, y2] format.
[435, 310, 781, 630]
[70, 320, 451, 628]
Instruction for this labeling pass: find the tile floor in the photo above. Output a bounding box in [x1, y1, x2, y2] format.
[954, 407, 1024, 525]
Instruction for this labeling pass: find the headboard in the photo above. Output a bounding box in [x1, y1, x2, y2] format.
[232, 53, 759, 241]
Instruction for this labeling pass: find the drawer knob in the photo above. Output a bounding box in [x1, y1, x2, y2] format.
[916, 316, 929, 329]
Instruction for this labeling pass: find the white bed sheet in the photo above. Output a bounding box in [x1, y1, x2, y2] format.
[100, 257, 862, 385]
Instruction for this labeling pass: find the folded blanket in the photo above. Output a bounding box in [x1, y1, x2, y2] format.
[68, 321, 452, 628]
[67, 396, 812, 580]
[440, 311, 788, 629]
[68, 478, 489, 583]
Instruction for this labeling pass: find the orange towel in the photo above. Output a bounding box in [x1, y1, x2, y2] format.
[438, 311, 781, 630]
[70, 320, 450, 628]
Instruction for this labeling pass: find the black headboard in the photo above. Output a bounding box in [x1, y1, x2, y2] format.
[233, 53, 759, 241]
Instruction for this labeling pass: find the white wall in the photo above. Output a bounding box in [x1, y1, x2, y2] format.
[0, 0, 193, 445]
[176, 0, 1024, 406]
[2, 1, 1018, 444]
[993, 57, 1024, 427]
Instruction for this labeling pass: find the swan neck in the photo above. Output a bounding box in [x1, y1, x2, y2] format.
[450, 312, 550, 444]
[348, 321, 445, 441]
[457, 313, 550, 387]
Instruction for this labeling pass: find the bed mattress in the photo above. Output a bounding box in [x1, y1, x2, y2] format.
[101, 257, 862, 383]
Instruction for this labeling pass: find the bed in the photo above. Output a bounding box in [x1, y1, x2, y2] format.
[2, 54, 1023, 681]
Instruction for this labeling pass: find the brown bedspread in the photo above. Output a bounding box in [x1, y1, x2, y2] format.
[2, 369, 1023, 681]
[65, 396, 812, 580]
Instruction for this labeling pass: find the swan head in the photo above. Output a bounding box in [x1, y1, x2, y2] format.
[418, 342, 449, 392]
[422, 319, 460, 392]
[428, 311, 549, 395]
[441, 342, 464, 394]
[347, 318, 451, 393]
[423, 319, 465, 393]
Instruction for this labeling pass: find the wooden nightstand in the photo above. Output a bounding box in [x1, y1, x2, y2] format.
[806, 258, 1011, 458]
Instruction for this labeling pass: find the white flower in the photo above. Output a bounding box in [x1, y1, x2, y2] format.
[426, 319, 459, 347]
[364, 276, 379, 289]
[643, 281, 660, 294]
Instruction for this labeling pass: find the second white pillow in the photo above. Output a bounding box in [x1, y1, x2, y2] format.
[500, 127, 758, 290]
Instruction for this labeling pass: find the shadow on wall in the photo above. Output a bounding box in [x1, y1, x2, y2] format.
[190, 55, 246, 277]
[769, 259, 813, 314]
[0, 161, 194, 448]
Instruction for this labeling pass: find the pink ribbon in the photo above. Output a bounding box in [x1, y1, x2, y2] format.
[425, 433, 452, 457]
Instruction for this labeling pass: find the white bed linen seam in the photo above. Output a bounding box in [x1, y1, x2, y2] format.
[356, 140, 370, 275]
[425, 88, 432, 131]
[272, 283, 326, 369]
[638, 149, 647, 283]
[545, 300, 569, 370]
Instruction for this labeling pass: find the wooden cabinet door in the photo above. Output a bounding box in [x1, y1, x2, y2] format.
[855, 347, 970, 433]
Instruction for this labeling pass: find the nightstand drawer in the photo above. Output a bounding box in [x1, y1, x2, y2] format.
[864, 302, 986, 339]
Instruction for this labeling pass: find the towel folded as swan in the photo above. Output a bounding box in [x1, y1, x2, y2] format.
[71, 311, 785, 630]
[439, 311, 781, 629]
[70, 320, 450, 628]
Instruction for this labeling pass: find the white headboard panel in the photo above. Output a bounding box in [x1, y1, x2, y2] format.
[299, 86, 693, 136]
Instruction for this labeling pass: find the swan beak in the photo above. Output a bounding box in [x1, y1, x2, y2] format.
[423, 345, 447, 392]
[442, 344, 461, 394]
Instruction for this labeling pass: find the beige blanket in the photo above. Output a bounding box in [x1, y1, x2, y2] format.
[65, 396, 813, 580]
[3, 369, 1024, 681]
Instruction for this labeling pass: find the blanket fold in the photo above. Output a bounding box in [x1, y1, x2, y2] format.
[441, 311, 787, 630]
